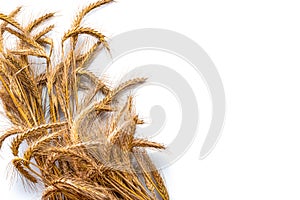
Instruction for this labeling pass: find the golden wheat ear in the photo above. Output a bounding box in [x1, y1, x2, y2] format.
[0, 1, 169, 199]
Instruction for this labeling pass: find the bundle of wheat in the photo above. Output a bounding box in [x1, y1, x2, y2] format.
[0, 1, 169, 199]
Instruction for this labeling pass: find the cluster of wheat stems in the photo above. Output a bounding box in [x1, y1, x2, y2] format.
[0, 0, 169, 199]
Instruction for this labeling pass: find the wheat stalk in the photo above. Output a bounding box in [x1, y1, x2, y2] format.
[0, 2, 169, 200]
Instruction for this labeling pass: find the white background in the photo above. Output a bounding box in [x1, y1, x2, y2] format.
[1, 0, 300, 199]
